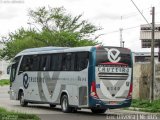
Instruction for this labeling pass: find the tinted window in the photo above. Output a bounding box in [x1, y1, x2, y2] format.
[31, 55, 40, 71]
[19, 56, 30, 72]
[70, 53, 76, 71]
[75, 52, 89, 71]
[62, 53, 73, 71]
[51, 54, 63, 71]
[19, 55, 40, 73]
[39, 55, 51, 71]
[96, 47, 132, 67]
[12, 56, 21, 64]
[51, 52, 88, 71]
[18, 52, 89, 72]
[10, 56, 21, 81]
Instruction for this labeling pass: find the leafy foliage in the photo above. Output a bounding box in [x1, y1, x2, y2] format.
[0, 7, 102, 60]
[131, 99, 160, 113]
[0, 79, 9, 86]
[0, 107, 40, 120]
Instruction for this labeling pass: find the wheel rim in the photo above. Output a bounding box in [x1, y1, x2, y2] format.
[62, 98, 67, 111]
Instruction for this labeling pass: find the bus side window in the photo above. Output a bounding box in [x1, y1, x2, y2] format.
[71, 53, 75, 71]
[62, 53, 72, 71]
[19, 56, 30, 73]
[18, 56, 28, 74]
[62, 53, 67, 71]
[51, 54, 56, 71]
[75, 52, 89, 71]
[51, 54, 62, 71]
[66, 53, 72, 71]
[30, 55, 40, 71]
[19, 55, 38, 73]
[39, 55, 51, 71]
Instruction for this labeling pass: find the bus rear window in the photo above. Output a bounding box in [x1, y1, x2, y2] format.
[96, 47, 132, 67]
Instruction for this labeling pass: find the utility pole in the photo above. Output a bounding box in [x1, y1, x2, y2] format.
[150, 7, 155, 102]
[120, 28, 123, 47]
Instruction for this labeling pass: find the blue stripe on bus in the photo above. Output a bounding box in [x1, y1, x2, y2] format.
[131, 51, 133, 83]
[88, 47, 97, 107]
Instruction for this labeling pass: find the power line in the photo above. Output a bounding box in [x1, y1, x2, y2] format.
[130, 0, 151, 28]
[118, 7, 160, 26]
[103, 30, 119, 34]
[123, 25, 140, 31]
[121, 7, 151, 20]
[102, 25, 140, 35]
[118, 5, 160, 20]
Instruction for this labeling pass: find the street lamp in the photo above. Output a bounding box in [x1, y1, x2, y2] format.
[122, 41, 125, 48]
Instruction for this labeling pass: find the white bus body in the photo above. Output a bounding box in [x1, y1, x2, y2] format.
[9, 46, 133, 113]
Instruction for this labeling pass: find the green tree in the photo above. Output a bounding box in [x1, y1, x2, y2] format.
[0, 7, 102, 60]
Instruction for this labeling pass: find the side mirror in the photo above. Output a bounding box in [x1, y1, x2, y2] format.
[7, 66, 11, 74]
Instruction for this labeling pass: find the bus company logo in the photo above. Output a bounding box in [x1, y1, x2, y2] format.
[106, 48, 121, 63]
[23, 73, 29, 89]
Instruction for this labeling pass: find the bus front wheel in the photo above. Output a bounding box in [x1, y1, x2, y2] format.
[19, 91, 28, 107]
[91, 108, 107, 114]
[61, 95, 72, 113]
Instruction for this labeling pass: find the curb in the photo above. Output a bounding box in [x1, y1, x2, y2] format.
[122, 107, 160, 115]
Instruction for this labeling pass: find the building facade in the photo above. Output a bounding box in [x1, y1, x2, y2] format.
[133, 52, 159, 63]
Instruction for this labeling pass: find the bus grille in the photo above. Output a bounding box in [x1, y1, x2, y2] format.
[98, 73, 128, 80]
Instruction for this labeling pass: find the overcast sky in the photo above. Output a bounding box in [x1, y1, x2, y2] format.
[0, 0, 160, 52]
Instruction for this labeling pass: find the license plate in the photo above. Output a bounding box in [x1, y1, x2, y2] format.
[109, 101, 117, 105]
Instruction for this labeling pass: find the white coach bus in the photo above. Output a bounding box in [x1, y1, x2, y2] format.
[8, 46, 133, 113]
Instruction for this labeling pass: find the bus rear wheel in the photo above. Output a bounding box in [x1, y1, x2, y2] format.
[91, 108, 107, 114]
[19, 91, 28, 107]
[61, 95, 72, 113]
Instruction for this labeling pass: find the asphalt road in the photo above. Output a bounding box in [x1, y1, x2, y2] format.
[0, 86, 159, 120]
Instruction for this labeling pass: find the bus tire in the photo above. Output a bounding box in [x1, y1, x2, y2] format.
[50, 104, 56, 108]
[19, 91, 28, 107]
[91, 108, 107, 114]
[61, 95, 72, 113]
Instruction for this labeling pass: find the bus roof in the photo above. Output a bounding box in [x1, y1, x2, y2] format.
[15, 46, 94, 57]
[20, 47, 68, 53]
